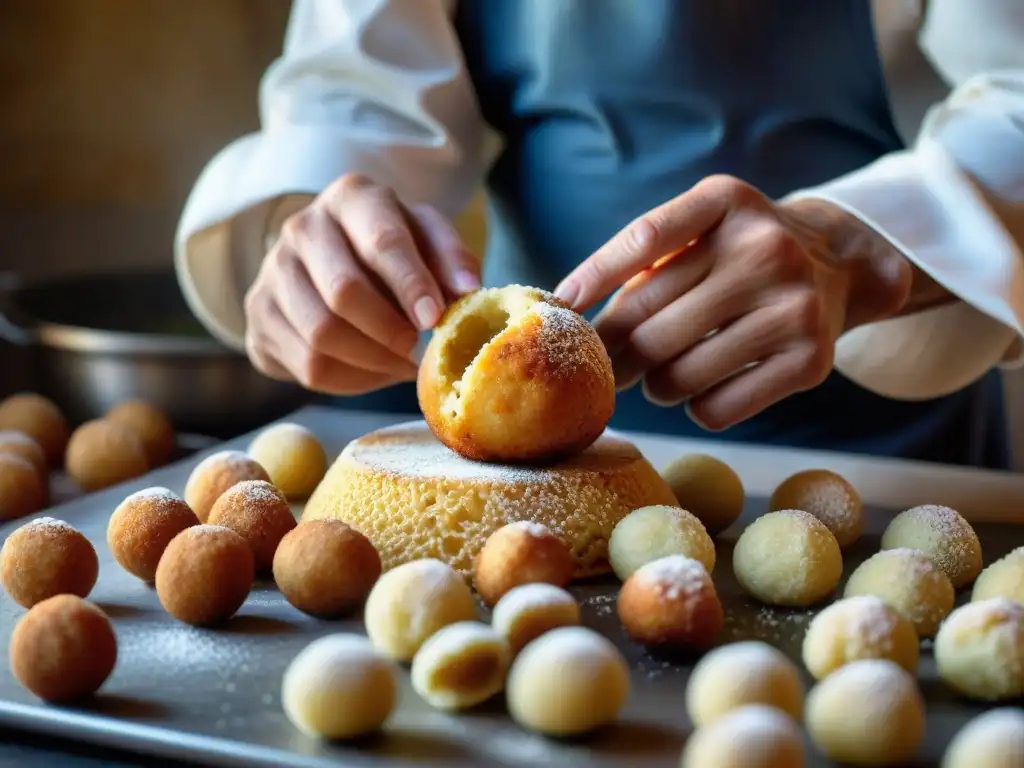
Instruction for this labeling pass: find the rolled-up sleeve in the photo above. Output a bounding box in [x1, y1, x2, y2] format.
[787, 0, 1024, 401]
[174, 0, 490, 350]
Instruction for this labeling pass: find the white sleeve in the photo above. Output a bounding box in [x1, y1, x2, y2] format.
[786, 0, 1024, 401]
[174, 0, 491, 350]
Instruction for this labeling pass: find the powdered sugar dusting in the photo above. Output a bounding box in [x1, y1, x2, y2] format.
[506, 520, 553, 539]
[532, 301, 605, 378]
[635, 554, 710, 601]
[948, 597, 1024, 632]
[818, 596, 900, 649]
[221, 479, 285, 506]
[20, 516, 77, 534]
[124, 486, 183, 505]
[0, 430, 40, 448]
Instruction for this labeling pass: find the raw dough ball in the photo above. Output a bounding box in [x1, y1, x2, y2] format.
[65, 419, 149, 492]
[806, 659, 924, 766]
[934, 597, 1024, 701]
[282, 633, 397, 739]
[207, 479, 297, 571]
[411, 621, 510, 710]
[417, 285, 615, 464]
[681, 705, 805, 768]
[617, 555, 723, 650]
[106, 400, 175, 467]
[733, 510, 842, 607]
[273, 519, 381, 618]
[972, 547, 1024, 605]
[0, 429, 46, 473]
[0, 392, 68, 464]
[685, 640, 804, 727]
[881, 504, 982, 589]
[364, 558, 478, 662]
[942, 708, 1024, 768]
[506, 625, 629, 736]
[8, 594, 117, 702]
[248, 422, 327, 500]
[844, 547, 955, 638]
[0, 453, 47, 521]
[106, 487, 198, 581]
[660, 453, 744, 536]
[608, 505, 715, 582]
[183, 450, 270, 522]
[155, 524, 254, 626]
[769, 469, 862, 548]
[0, 517, 98, 608]
[802, 595, 919, 680]
[491, 583, 580, 655]
[473, 521, 574, 606]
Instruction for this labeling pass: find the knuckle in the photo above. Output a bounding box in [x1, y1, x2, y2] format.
[279, 210, 314, 246]
[794, 341, 833, 384]
[366, 222, 409, 255]
[327, 272, 360, 313]
[625, 215, 660, 256]
[329, 172, 375, 200]
[787, 290, 825, 338]
[297, 352, 327, 390]
[702, 174, 753, 204]
[304, 310, 335, 351]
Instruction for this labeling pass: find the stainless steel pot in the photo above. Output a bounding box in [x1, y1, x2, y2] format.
[0, 269, 311, 438]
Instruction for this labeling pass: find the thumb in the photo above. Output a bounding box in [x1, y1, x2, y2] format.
[406, 203, 482, 299]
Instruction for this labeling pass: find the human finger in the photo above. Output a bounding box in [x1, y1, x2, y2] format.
[406, 203, 481, 299]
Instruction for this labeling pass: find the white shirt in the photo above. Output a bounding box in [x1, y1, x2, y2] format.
[175, 0, 1024, 402]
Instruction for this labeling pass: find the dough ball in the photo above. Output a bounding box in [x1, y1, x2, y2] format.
[617, 555, 723, 650]
[660, 453, 744, 536]
[491, 583, 580, 655]
[802, 595, 919, 681]
[769, 469, 862, 548]
[934, 597, 1024, 701]
[0, 517, 98, 608]
[364, 558, 478, 662]
[881, 504, 982, 589]
[65, 418, 149, 492]
[0, 429, 46, 473]
[942, 708, 1024, 768]
[411, 621, 510, 710]
[417, 285, 615, 464]
[106, 487, 198, 582]
[0, 453, 47, 521]
[155, 524, 254, 626]
[681, 705, 805, 768]
[273, 519, 381, 618]
[183, 450, 270, 522]
[0, 392, 68, 464]
[972, 547, 1024, 605]
[207, 479, 296, 571]
[844, 547, 955, 638]
[733, 510, 842, 607]
[806, 659, 924, 766]
[281, 633, 397, 740]
[106, 400, 175, 467]
[608, 505, 716, 583]
[9, 594, 117, 702]
[473, 521, 574, 607]
[685, 640, 804, 728]
[248, 422, 327, 500]
[506, 625, 629, 736]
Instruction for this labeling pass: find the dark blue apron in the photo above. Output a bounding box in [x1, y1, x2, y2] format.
[328, 0, 1010, 470]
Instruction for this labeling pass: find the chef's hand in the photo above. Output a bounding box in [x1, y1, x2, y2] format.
[554, 175, 928, 431]
[244, 174, 480, 394]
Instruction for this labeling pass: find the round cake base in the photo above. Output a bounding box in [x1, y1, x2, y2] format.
[302, 421, 677, 580]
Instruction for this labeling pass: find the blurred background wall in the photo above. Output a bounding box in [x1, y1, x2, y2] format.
[0, 0, 1019, 466]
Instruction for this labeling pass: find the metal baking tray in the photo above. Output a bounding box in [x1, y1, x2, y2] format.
[2, 407, 1023, 767]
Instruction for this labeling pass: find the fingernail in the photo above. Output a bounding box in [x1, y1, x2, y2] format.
[685, 403, 725, 433]
[554, 279, 580, 307]
[641, 380, 685, 408]
[413, 296, 441, 330]
[453, 269, 480, 294]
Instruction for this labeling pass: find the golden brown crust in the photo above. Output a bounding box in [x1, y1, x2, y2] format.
[0, 393, 68, 465]
[65, 419, 149, 492]
[0, 430, 47, 474]
[106, 400, 176, 467]
[183, 451, 271, 522]
[107, 488, 199, 582]
[0, 453, 47, 521]
[207, 480, 297, 572]
[417, 285, 615, 464]
[301, 421, 678, 580]
[473, 522, 575, 606]
[0, 518, 98, 608]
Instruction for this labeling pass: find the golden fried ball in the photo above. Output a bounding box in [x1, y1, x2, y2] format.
[473, 521, 575, 606]
[248, 422, 327, 500]
[942, 708, 1024, 768]
[490, 583, 581, 655]
[681, 706, 805, 768]
[608, 504, 716, 581]
[0, 392, 68, 465]
[207, 479, 296, 572]
[0, 453, 48, 521]
[183, 450, 270, 523]
[660, 453, 745, 536]
[65, 418, 149, 492]
[0, 517, 98, 608]
[769, 468, 863, 548]
[881, 504, 983, 589]
[106, 400, 175, 467]
[9, 595, 117, 702]
[935, 598, 1024, 701]
[106, 487, 198, 582]
[0, 430, 46, 474]
[972, 547, 1024, 606]
[272, 519, 381, 618]
[154, 524, 255, 626]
